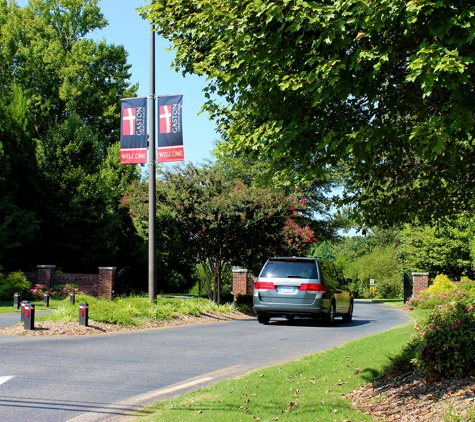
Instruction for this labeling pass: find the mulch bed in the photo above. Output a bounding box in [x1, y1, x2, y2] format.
[0, 311, 255, 336]
[346, 369, 475, 421]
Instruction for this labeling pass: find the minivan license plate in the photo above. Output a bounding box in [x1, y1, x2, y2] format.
[279, 286, 296, 294]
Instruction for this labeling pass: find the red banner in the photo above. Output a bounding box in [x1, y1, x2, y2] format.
[157, 146, 185, 163]
[120, 148, 148, 164]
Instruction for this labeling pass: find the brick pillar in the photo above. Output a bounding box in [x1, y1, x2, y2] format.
[232, 269, 256, 296]
[412, 272, 429, 297]
[98, 267, 116, 299]
[37, 265, 56, 288]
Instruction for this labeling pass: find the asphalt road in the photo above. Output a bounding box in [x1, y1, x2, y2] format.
[0, 301, 411, 422]
[0, 310, 53, 328]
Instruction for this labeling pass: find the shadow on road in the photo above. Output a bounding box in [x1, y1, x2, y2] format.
[257, 316, 373, 328]
[0, 396, 138, 417]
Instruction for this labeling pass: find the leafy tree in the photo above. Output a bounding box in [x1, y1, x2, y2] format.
[311, 229, 403, 298]
[143, 0, 475, 226]
[397, 217, 474, 280]
[346, 245, 402, 299]
[123, 163, 316, 303]
[311, 241, 337, 262]
[0, 0, 143, 272]
[0, 85, 41, 269]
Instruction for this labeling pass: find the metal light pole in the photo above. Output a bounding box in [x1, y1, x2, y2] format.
[148, 9, 157, 301]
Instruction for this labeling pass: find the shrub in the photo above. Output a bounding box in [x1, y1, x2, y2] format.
[234, 293, 253, 309]
[0, 270, 31, 301]
[348, 281, 363, 298]
[30, 284, 48, 300]
[458, 277, 475, 292]
[405, 291, 447, 310]
[405, 288, 475, 311]
[374, 278, 403, 299]
[427, 274, 455, 294]
[412, 291, 475, 380]
[458, 282, 475, 292]
[384, 341, 419, 377]
[30, 283, 81, 300]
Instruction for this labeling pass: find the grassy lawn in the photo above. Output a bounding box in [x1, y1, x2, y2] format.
[136, 309, 427, 422]
[2, 295, 246, 323]
[0, 300, 63, 313]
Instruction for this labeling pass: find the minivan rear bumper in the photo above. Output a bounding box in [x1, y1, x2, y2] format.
[253, 296, 329, 316]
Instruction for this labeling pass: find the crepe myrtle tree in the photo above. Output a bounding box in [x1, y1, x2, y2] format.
[122, 163, 316, 303]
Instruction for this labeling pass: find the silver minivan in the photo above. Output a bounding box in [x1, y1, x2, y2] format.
[253, 257, 354, 324]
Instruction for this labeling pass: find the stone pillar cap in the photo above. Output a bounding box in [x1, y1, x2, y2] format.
[37, 265, 56, 269]
[98, 267, 117, 270]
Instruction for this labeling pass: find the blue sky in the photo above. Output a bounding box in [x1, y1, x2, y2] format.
[16, 0, 218, 164]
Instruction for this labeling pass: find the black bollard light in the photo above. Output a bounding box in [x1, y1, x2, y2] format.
[79, 302, 88, 326]
[13, 293, 20, 309]
[44, 292, 50, 308]
[20, 301, 30, 323]
[24, 303, 35, 330]
[69, 292, 75, 305]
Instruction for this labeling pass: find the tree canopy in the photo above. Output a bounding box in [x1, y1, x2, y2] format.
[0, 0, 143, 272]
[144, 0, 475, 227]
[397, 216, 474, 280]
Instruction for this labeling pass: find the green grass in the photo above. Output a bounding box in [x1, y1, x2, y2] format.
[135, 321, 417, 421]
[33, 295, 243, 326]
[0, 299, 63, 313]
[2, 294, 247, 323]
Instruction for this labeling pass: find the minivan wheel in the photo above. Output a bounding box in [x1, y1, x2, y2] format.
[342, 300, 353, 323]
[323, 301, 336, 325]
[257, 314, 270, 324]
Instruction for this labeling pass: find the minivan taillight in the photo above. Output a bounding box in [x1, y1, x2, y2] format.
[255, 282, 276, 290]
[298, 283, 326, 292]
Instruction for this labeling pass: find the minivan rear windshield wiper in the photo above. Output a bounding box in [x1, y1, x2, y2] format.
[287, 275, 305, 278]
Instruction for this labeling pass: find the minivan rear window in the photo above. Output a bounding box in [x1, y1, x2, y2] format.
[260, 260, 318, 279]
